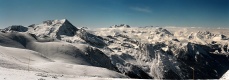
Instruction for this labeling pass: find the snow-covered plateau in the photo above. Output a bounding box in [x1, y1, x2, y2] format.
[0, 19, 229, 79]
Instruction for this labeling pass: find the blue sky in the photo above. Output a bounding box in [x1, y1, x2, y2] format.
[0, 0, 228, 28]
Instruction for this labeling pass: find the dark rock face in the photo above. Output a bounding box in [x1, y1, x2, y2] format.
[57, 19, 78, 36]
[149, 42, 229, 79]
[28, 24, 36, 28]
[77, 29, 106, 47]
[155, 28, 172, 35]
[4, 25, 28, 32]
[124, 63, 152, 79]
[110, 24, 130, 28]
[111, 54, 152, 79]
[83, 47, 118, 71]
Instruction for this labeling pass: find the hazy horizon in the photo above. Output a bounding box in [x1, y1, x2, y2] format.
[0, 0, 228, 28]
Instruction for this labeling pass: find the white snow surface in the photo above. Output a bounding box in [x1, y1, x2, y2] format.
[221, 70, 229, 80]
[0, 67, 127, 80]
[0, 44, 127, 79]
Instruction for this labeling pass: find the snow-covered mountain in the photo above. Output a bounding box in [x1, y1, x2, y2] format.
[27, 19, 78, 39]
[0, 19, 229, 79]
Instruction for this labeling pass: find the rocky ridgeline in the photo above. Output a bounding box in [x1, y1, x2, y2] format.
[110, 24, 130, 28]
[2, 25, 28, 32]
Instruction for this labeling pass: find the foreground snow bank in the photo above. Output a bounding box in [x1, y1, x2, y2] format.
[0, 67, 126, 80]
[220, 70, 229, 80]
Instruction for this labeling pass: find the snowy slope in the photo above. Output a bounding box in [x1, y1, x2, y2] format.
[221, 70, 229, 80]
[0, 30, 127, 79]
[0, 36, 127, 79]
[0, 66, 128, 80]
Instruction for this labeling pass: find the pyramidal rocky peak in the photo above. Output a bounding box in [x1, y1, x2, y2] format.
[27, 19, 78, 39]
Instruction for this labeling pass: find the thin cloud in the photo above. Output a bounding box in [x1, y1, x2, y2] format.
[130, 7, 152, 13]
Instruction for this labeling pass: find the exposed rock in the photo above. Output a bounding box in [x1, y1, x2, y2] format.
[110, 24, 130, 28]
[76, 29, 106, 47]
[3, 25, 28, 32]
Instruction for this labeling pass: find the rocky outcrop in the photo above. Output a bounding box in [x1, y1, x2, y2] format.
[149, 42, 229, 79]
[3, 25, 28, 32]
[110, 24, 130, 28]
[76, 29, 106, 47]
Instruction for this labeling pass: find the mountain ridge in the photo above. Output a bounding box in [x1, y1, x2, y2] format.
[0, 19, 229, 79]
